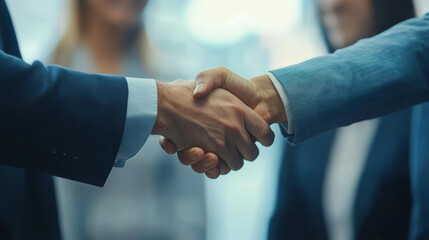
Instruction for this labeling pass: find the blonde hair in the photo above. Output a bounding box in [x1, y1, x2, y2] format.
[51, 0, 84, 66]
[51, 0, 158, 76]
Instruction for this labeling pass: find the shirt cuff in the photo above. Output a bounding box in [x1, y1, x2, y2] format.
[267, 72, 294, 134]
[114, 77, 158, 167]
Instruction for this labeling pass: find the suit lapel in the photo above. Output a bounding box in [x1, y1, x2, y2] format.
[281, 130, 336, 239]
[353, 110, 412, 239]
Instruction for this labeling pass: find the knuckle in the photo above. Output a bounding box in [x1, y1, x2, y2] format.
[228, 124, 241, 135]
[196, 70, 208, 80]
[224, 120, 242, 134]
[206, 168, 220, 179]
[218, 161, 231, 175]
[231, 160, 244, 171]
[215, 139, 227, 149]
[259, 124, 270, 139]
[178, 152, 193, 166]
[230, 103, 244, 114]
[247, 148, 259, 161]
[178, 157, 192, 166]
[216, 67, 230, 75]
[220, 167, 231, 175]
[191, 164, 205, 174]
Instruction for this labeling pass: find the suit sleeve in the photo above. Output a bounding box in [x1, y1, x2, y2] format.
[0, 50, 129, 186]
[271, 14, 429, 145]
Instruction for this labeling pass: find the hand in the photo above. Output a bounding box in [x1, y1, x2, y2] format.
[193, 67, 287, 124]
[152, 79, 275, 173]
[160, 67, 287, 178]
[159, 136, 221, 179]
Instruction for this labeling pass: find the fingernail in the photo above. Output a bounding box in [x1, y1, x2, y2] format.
[193, 83, 205, 95]
[189, 150, 201, 162]
[202, 159, 215, 169]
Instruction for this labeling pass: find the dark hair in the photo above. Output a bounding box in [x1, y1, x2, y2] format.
[319, 0, 416, 53]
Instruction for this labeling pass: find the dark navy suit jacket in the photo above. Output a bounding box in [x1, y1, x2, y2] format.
[269, 109, 412, 240]
[0, 1, 128, 239]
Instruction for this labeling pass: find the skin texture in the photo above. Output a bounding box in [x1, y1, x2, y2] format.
[84, 1, 276, 176]
[164, 0, 378, 178]
[153, 79, 275, 174]
[319, 0, 376, 49]
[160, 68, 286, 178]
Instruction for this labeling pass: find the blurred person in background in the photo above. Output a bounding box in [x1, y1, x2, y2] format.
[268, 0, 415, 239]
[49, 0, 206, 239]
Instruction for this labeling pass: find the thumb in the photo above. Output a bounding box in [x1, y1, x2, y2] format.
[193, 67, 227, 98]
[193, 67, 255, 106]
[159, 136, 177, 154]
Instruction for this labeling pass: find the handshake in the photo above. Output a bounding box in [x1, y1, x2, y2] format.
[151, 67, 287, 179]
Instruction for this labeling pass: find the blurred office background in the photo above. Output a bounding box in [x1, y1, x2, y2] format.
[5, 0, 429, 240]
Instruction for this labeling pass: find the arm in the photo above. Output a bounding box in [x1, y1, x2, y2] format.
[0, 50, 128, 186]
[195, 14, 429, 143]
[0, 51, 274, 184]
[164, 14, 429, 177]
[271, 14, 429, 144]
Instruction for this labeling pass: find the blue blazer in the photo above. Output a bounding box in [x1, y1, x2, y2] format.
[269, 109, 412, 240]
[270, 15, 429, 239]
[0, 1, 128, 238]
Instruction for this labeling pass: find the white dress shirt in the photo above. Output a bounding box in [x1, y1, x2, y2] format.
[114, 78, 158, 167]
[267, 72, 294, 134]
[323, 119, 379, 240]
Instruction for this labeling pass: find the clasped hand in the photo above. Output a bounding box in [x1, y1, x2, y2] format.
[154, 67, 287, 178]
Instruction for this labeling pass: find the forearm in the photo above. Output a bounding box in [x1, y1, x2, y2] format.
[271, 14, 429, 144]
[249, 74, 287, 125]
[151, 81, 173, 136]
[0, 51, 128, 186]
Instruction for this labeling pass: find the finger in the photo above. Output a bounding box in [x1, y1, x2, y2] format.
[217, 158, 231, 175]
[193, 67, 229, 98]
[177, 147, 205, 166]
[159, 136, 177, 154]
[205, 167, 220, 179]
[233, 123, 259, 161]
[191, 152, 219, 173]
[235, 132, 260, 161]
[219, 144, 243, 171]
[193, 68, 254, 106]
[243, 106, 275, 147]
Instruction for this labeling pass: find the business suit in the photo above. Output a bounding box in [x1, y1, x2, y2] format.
[0, 0, 129, 238]
[0, 1, 62, 239]
[270, 15, 429, 239]
[269, 109, 412, 240]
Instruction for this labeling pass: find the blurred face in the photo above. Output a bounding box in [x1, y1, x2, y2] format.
[319, 0, 376, 49]
[86, 0, 148, 28]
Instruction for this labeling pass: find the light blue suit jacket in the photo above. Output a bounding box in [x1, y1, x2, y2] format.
[271, 14, 429, 239]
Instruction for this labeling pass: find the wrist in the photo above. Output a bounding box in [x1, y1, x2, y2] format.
[250, 74, 287, 124]
[152, 81, 171, 135]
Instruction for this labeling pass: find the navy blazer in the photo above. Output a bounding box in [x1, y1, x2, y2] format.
[0, 1, 128, 239]
[269, 109, 412, 240]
